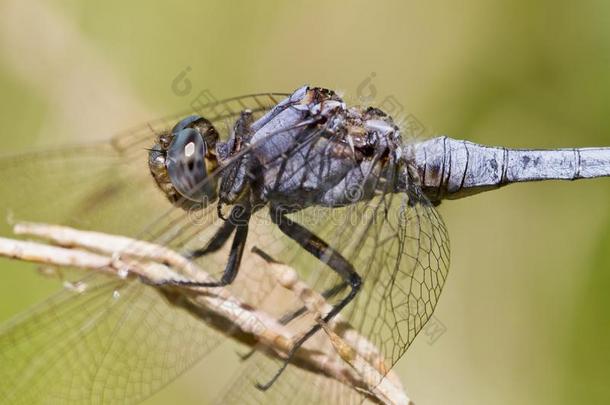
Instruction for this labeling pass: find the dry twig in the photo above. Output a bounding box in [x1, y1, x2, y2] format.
[0, 222, 411, 405]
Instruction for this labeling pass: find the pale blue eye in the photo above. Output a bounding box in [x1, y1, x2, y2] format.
[166, 128, 214, 202]
[171, 115, 202, 134]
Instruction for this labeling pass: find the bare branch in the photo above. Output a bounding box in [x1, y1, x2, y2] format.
[0, 222, 411, 405]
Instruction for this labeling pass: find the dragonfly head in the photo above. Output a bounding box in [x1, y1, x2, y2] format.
[149, 115, 220, 208]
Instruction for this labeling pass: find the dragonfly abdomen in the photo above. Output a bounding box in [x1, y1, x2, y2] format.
[411, 136, 610, 202]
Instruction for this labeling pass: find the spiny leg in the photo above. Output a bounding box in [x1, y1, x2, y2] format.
[238, 282, 348, 361]
[186, 215, 236, 259]
[240, 245, 348, 361]
[277, 281, 348, 325]
[256, 207, 362, 391]
[186, 109, 255, 258]
[158, 203, 251, 288]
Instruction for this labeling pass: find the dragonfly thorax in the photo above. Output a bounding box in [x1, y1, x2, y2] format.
[250, 97, 405, 209]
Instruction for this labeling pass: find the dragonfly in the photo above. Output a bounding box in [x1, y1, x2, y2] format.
[0, 85, 609, 405]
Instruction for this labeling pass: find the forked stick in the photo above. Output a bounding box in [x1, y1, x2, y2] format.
[0, 222, 411, 405]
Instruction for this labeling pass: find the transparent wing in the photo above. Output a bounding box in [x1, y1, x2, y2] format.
[0, 93, 289, 404]
[0, 274, 229, 404]
[216, 353, 367, 405]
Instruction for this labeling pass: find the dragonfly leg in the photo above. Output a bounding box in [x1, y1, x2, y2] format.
[185, 215, 236, 259]
[237, 280, 347, 361]
[255, 207, 362, 391]
[250, 245, 349, 322]
[277, 281, 348, 325]
[239, 246, 348, 361]
[158, 203, 251, 287]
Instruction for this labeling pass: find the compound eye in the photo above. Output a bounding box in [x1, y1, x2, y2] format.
[166, 128, 214, 202]
[171, 115, 202, 134]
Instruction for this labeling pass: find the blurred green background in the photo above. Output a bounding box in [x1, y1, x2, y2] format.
[1, 0, 609, 404]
